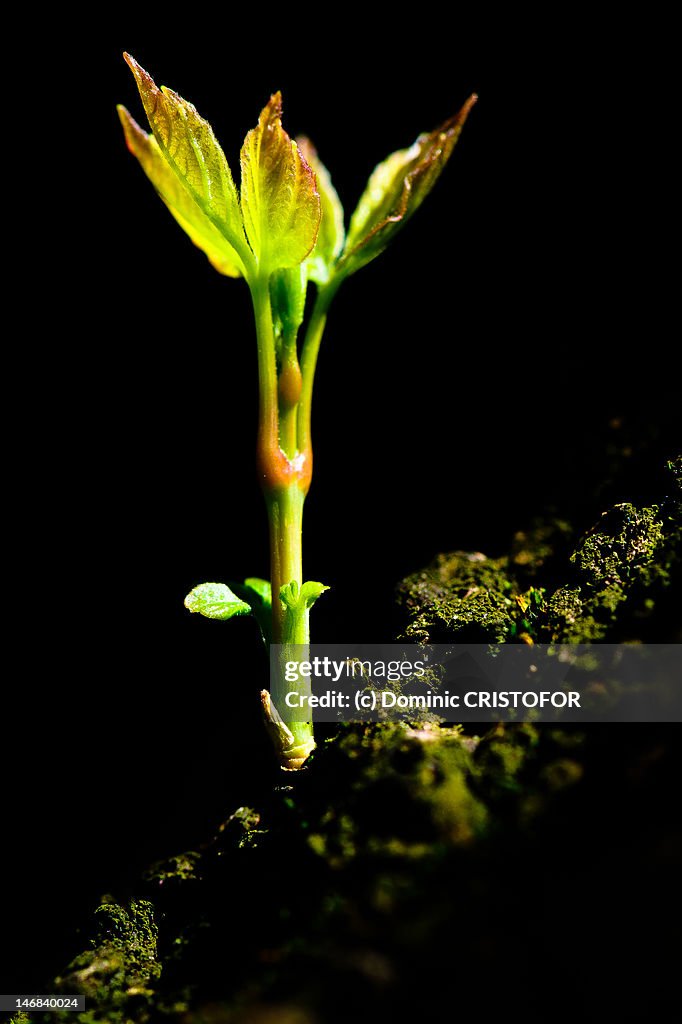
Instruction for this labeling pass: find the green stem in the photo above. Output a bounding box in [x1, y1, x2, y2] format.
[267, 485, 304, 644]
[278, 335, 302, 461]
[270, 486, 315, 760]
[251, 272, 314, 769]
[267, 485, 315, 769]
[298, 278, 342, 455]
[251, 275, 280, 484]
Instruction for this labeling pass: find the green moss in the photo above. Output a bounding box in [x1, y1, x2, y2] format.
[548, 501, 679, 641]
[510, 519, 573, 575]
[473, 723, 539, 795]
[571, 504, 665, 587]
[395, 520, 577, 644]
[397, 485, 680, 645]
[42, 459, 679, 1022]
[295, 724, 488, 866]
[547, 585, 606, 642]
[51, 899, 159, 1023]
[144, 851, 201, 886]
[46, 720, 592, 1023]
[396, 550, 516, 642]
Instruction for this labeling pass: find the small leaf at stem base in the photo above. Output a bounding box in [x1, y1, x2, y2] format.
[242, 578, 272, 607]
[280, 580, 329, 611]
[231, 578, 273, 646]
[184, 582, 251, 620]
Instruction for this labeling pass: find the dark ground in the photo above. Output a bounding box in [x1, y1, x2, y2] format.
[4, 10, 679, 1012]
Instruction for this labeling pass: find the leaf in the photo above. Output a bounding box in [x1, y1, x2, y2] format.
[280, 580, 329, 611]
[123, 53, 251, 270]
[118, 105, 244, 277]
[240, 93, 321, 273]
[270, 265, 308, 354]
[299, 581, 330, 609]
[184, 582, 251, 620]
[297, 137, 345, 284]
[280, 580, 329, 645]
[242, 577, 272, 607]
[340, 95, 477, 276]
[280, 580, 300, 608]
[230, 578, 273, 646]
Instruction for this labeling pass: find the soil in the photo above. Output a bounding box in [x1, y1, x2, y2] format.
[12, 452, 679, 1024]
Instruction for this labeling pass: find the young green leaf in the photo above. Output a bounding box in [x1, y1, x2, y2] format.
[184, 582, 251, 620]
[240, 94, 321, 274]
[340, 95, 477, 277]
[279, 580, 329, 649]
[118, 106, 244, 277]
[297, 138, 345, 285]
[280, 580, 330, 611]
[122, 53, 251, 270]
[242, 577, 272, 607]
[299, 581, 330, 609]
[270, 265, 308, 355]
[231, 577, 273, 645]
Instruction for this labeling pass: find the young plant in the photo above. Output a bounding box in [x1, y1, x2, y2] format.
[118, 54, 476, 769]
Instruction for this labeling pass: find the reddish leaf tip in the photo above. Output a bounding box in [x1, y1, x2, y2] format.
[435, 93, 478, 139]
[450, 94, 478, 130]
[123, 51, 155, 92]
[117, 104, 148, 155]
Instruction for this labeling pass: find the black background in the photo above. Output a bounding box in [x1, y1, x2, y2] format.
[4, 12, 679, 991]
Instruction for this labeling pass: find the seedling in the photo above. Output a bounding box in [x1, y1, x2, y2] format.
[119, 54, 475, 769]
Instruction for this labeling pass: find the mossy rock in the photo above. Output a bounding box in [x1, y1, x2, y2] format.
[41, 461, 680, 1022]
[548, 500, 680, 641]
[44, 721, 596, 1023]
[396, 467, 680, 645]
[47, 900, 159, 1023]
